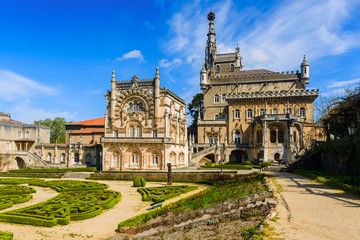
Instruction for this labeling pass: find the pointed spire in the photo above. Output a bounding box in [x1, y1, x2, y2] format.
[155, 67, 160, 80]
[301, 55, 309, 66]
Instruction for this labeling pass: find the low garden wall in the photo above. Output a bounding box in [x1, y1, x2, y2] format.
[89, 172, 251, 182]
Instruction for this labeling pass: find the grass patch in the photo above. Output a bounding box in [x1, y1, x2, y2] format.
[118, 174, 266, 230]
[295, 169, 360, 195]
[0, 178, 120, 227]
[137, 185, 198, 202]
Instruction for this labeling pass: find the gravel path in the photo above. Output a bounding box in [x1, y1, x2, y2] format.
[266, 169, 360, 240]
[0, 179, 207, 240]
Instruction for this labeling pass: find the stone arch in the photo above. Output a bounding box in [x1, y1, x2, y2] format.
[127, 147, 141, 168]
[229, 150, 247, 163]
[108, 147, 122, 169]
[147, 147, 162, 168]
[179, 152, 185, 165]
[15, 157, 26, 169]
[199, 153, 215, 165]
[85, 153, 92, 165]
[169, 151, 177, 165]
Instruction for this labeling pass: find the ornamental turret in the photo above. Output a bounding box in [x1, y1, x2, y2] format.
[154, 67, 160, 119]
[235, 44, 243, 70]
[200, 64, 207, 90]
[205, 11, 217, 71]
[301, 55, 310, 80]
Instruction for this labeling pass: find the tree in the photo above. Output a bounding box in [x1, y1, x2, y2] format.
[34, 117, 69, 143]
[187, 93, 203, 127]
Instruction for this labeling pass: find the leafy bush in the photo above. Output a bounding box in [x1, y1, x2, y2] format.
[243, 161, 252, 165]
[137, 185, 198, 202]
[118, 174, 266, 229]
[0, 231, 13, 240]
[133, 177, 146, 187]
[261, 162, 271, 168]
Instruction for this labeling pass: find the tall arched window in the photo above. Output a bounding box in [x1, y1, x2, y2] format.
[216, 65, 220, 72]
[300, 107, 306, 118]
[47, 153, 52, 162]
[272, 108, 278, 114]
[230, 64, 234, 72]
[61, 153, 66, 163]
[235, 109, 240, 119]
[131, 152, 138, 164]
[222, 94, 226, 103]
[136, 126, 141, 137]
[247, 109, 253, 119]
[151, 153, 158, 165]
[129, 126, 134, 137]
[170, 152, 176, 164]
[260, 109, 265, 115]
[234, 130, 241, 144]
[214, 94, 220, 103]
[179, 153, 185, 164]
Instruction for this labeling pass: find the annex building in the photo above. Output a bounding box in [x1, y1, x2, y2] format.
[101, 68, 188, 171]
[189, 11, 321, 165]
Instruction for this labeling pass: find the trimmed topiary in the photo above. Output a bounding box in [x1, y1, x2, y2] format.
[243, 161, 252, 165]
[133, 177, 146, 187]
[261, 161, 272, 168]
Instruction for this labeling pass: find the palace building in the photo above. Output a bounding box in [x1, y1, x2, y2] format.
[101, 68, 188, 170]
[189, 11, 320, 165]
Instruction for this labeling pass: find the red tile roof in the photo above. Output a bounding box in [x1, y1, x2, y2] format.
[67, 118, 104, 126]
[70, 127, 104, 134]
[0, 119, 31, 126]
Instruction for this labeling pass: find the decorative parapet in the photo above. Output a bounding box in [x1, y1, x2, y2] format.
[161, 88, 186, 105]
[227, 89, 319, 101]
[210, 70, 301, 83]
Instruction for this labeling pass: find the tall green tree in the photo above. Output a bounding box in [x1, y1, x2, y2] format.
[187, 93, 203, 127]
[34, 117, 69, 143]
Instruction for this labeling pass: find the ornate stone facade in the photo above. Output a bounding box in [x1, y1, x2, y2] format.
[190, 12, 320, 165]
[101, 68, 188, 170]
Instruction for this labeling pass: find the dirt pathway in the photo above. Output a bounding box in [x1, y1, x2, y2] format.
[0, 179, 207, 240]
[265, 169, 360, 240]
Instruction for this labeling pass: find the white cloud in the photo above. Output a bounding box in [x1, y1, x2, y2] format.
[163, 0, 360, 71]
[327, 78, 360, 88]
[0, 69, 58, 101]
[115, 50, 144, 61]
[159, 58, 182, 68]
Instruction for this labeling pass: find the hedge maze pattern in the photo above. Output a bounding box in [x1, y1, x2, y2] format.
[0, 231, 13, 240]
[0, 178, 121, 227]
[137, 185, 198, 202]
[0, 185, 35, 210]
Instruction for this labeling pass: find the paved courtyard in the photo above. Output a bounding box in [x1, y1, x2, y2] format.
[266, 169, 360, 240]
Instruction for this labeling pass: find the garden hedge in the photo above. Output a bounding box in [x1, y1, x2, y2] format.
[137, 185, 198, 202]
[9, 167, 97, 173]
[0, 178, 121, 227]
[133, 177, 146, 187]
[0, 231, 13, 240]
[0, 185, 36, 210]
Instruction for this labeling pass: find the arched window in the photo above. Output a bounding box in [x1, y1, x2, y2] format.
[222, 94, 226, 103]
[47, 153, 52, 161]
[300, 107, 306, 118]
[234, 130, 241, 144]
[86, 154, 92, 164]
[209, 136, 213, 144]
[179, 153, 185, 164]
[151, 153, 158, 165]
[74, 153, 80, 164]
[170, 152, 176, 164]
[127, 100, 144, 112]
[216, 65, 220, 72]
[131, 152, 138, 164]
[214, 114, 219, 120]
[214, 94, 220, 103]
[129, 126, 134, 137]
[230, 64, 234, 72]
[288, 108, 292, 114]
[272, 108, 278, 114]
[274, 153, 280, 160]
[235, 109, 240, 119]
[221, 114, 227, 120]
[260, 109, 265, 116]
[247, 109, 253, 119]
[61, 153, 66, 163]
[136, 126, 141, 137]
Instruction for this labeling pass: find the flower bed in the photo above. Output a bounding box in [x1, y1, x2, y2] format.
[0, 179, 120, 227]
[0, 185, 36, 210]
[137, 185, 198, 202]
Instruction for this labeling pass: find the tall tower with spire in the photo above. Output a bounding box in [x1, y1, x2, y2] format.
[205, 11, 217, 71]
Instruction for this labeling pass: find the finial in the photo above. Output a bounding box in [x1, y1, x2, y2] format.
[111, 71, 115, 81]
[155, 67, 160, 79]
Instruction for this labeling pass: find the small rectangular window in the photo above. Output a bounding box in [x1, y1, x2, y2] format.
[18, 132, 22, 138]
[153, 130, 158, 138]
[5, 142, 10, 151]
[25, 132, 29, 138]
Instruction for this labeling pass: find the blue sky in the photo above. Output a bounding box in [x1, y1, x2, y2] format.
[0, 0, 360, 123]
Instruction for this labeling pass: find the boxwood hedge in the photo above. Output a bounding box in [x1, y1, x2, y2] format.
[0, 178, 121, 227]
[0, 231, 13, 240]
[0, 185, 35, 210]
[137, 185, 198, 202]
[9, 167, 97, 173]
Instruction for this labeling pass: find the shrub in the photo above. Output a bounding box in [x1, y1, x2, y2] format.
[261, 161, 271, 168]
[133, 177, 146, 187]
[243, 161, 252, 165]
[0, 231, 13, 240]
